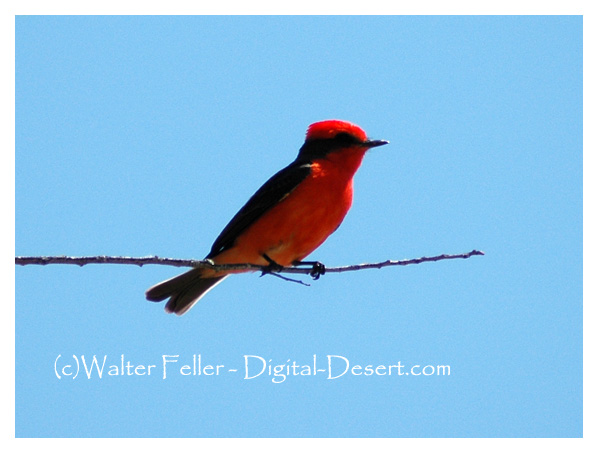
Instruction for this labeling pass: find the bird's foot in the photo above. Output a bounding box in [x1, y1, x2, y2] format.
[260, 254, 310, 286]
[261, 254, 284, 276]
[292, 260, 326, 280]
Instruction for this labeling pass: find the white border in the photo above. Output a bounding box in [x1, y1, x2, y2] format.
[6, 1, 595, 450]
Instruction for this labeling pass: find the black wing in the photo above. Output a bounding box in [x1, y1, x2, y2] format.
[206, 160, 312, 258]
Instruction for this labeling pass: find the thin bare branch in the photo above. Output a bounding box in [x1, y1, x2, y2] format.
[15, 250, 484, 276]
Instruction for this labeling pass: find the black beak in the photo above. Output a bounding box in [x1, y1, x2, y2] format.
[364, 139, 389, 149]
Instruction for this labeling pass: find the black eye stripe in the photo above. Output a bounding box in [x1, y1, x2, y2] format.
[298, 133, 364, 161]
[332, 132, 362, 144]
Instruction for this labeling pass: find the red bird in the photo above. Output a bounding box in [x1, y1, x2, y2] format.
[146, 120, 388, 315]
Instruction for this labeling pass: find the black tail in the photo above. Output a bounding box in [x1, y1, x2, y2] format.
[145, 268, 227, 315]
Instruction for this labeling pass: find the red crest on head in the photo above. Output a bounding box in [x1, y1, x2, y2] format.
[305, 120, 368, 142]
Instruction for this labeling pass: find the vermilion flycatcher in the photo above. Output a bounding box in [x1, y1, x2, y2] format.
[146, 120, 388, 315]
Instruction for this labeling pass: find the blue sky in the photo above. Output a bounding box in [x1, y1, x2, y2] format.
[15, 15, 582, 437]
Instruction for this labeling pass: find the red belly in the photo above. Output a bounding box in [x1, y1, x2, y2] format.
[213, 162, 354, 268]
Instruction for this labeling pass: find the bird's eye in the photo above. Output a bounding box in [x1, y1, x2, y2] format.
[334, 132, 359, 144]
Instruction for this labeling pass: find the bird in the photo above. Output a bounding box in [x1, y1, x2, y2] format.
[146, 120, 388, 315]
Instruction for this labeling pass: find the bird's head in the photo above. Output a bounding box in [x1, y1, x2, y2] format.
[298, 120, 388, 162]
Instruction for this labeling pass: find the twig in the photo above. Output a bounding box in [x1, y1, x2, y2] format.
[261, 271, 311, 286]
[15, 250, 484, 276]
